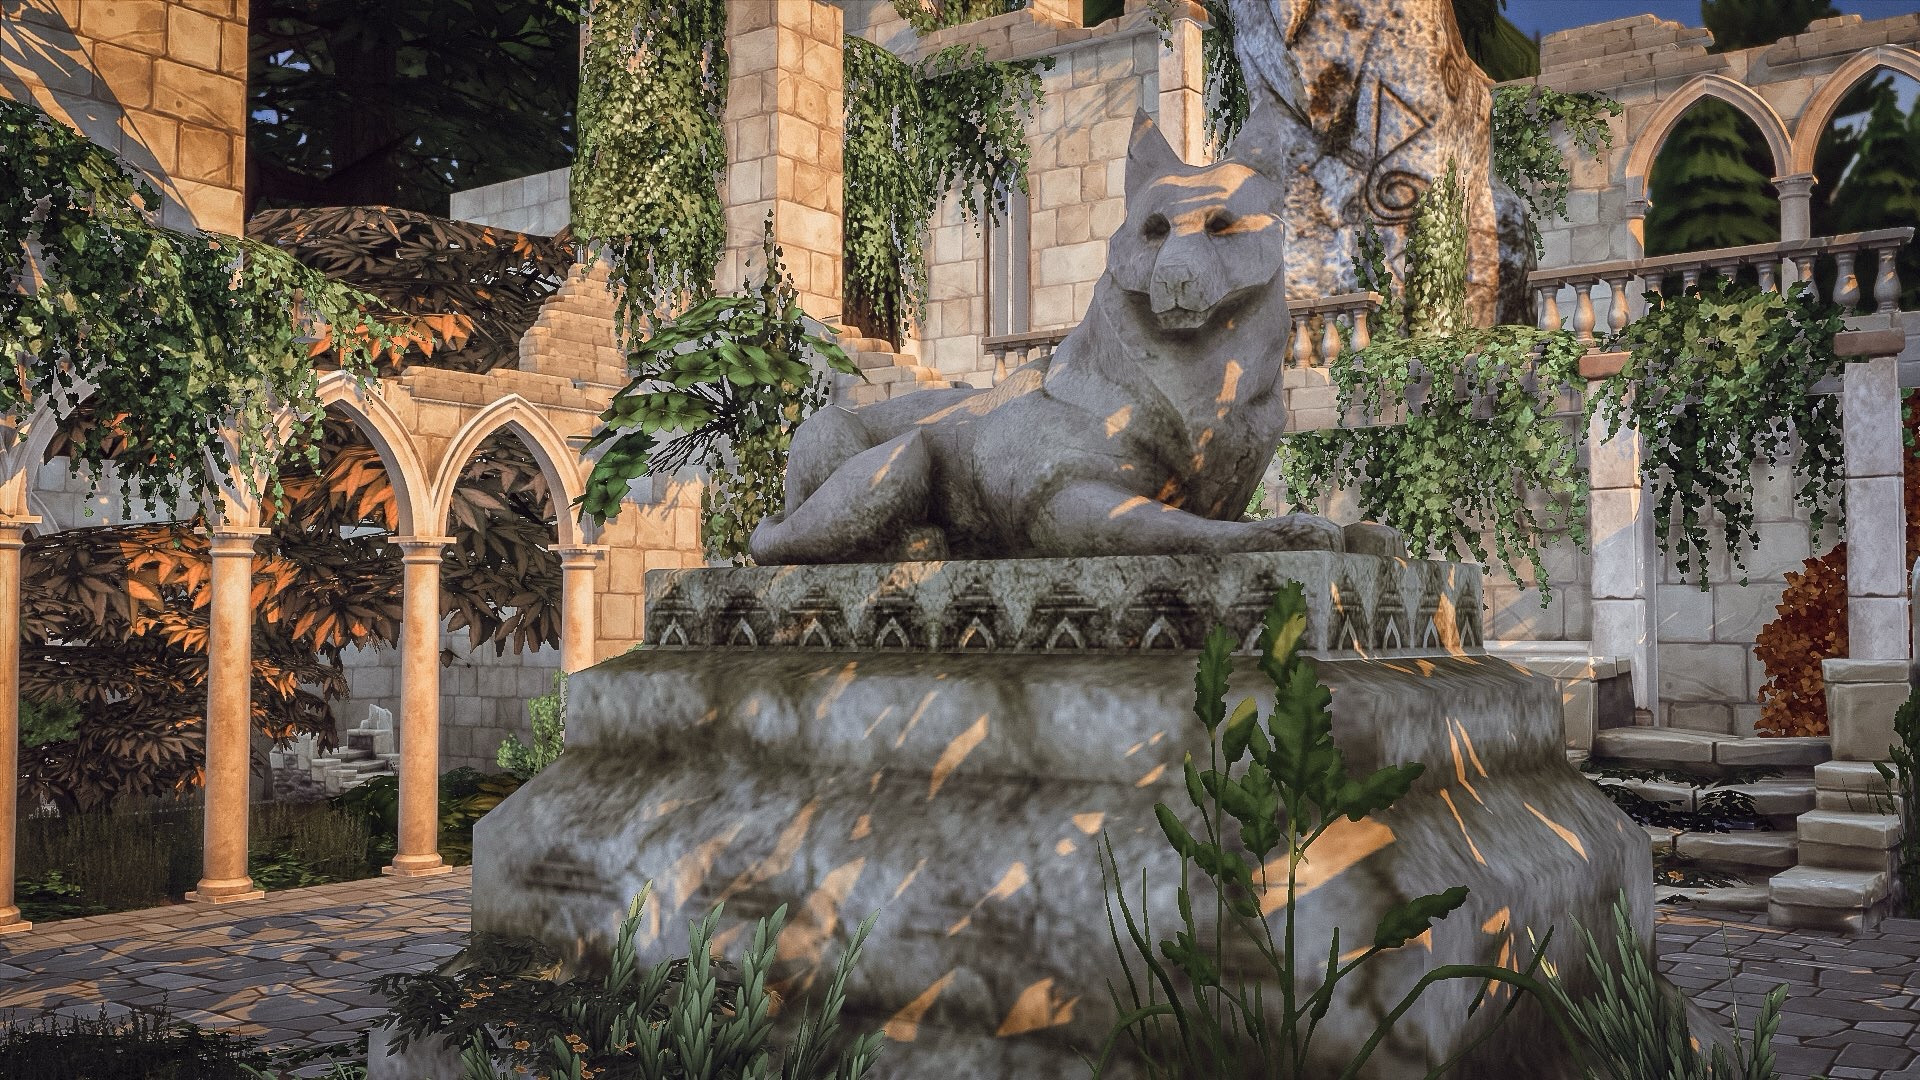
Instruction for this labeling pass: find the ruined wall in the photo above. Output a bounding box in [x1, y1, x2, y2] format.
[0, 0, 250, 234]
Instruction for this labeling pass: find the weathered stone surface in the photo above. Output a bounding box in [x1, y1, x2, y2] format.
[1225, 0, 1501, 322]
[1770, 866, 1892, 909]
[644, 551, 1482, 657]
[476, 624, 1690, 1078]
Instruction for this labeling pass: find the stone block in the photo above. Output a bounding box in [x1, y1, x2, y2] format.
[1657, 643, 1750, 702]
[1655, 583, 1713, 642]
[1768, 865, 1891, 908]
[1710, 581, 1784, 644]
[1591, 727, 1720, 765]
[1794, 839, 1898, 874]
[1731, 521, 1811, 582]
[1848, 595, 1909, 661]
[166, 4, 223, 70]
[82, 0, 167, 54]
[1668, 702, 1733, 734]
[1794, 809, 1901, 849]
[175, 125, 230, 185]
[151, 59, 244, 130]
[1817, 760, 1898, 795]
[1589, 489, 1648, 600]
[1821, 659, 1909, 761]
[1674, 830, 1796, 868]
[1843, 480, 1908, 595]
[1714, 736, 1830, 769]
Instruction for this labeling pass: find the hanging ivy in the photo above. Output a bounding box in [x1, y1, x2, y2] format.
[890, 0, 1026, 33]
[1491, 86, 1621, 258]
[1586, 278, 1848, 588]
[1278, 166, 1588, 599]
[577, 219, 858, 563]
[843, 39, 1046, 345]
[1146, 0, 1247, 155]
[1, 98, 426, 519]
[573, 0, 729, 346]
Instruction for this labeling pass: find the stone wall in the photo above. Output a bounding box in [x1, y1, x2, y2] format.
[448, 167, 572, 237]
[0, 0, 250, 234]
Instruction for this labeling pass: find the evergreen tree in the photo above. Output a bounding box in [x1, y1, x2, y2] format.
[1643, 98, 1780, 256]
[1701, 0, 1840, 53]
[1815, 72, 1920, 310]
[1453, 0, 1540, 81]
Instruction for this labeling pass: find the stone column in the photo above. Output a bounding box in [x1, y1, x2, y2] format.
[1844, 354, 1908, 660]
[387, 536, 456, 877]
[0, 518, 37, 933]
[719, 0, 845, 321]
[189, 526, 270, 904]
[1623, 179, 1649, 260]
[1587, 414, 1659, 713]
[556, 545, 608, 673]
[1773, 173, 1816, 243]
[1157, 13, 1207, 164]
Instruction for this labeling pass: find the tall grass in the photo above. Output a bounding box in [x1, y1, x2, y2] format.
[16, 798, 371, 915]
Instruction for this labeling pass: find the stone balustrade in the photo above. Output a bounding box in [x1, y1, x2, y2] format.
[1530, 227, 1915, 343]
[981, 327, 1071, 374]
[1288, 291, 1385, 367]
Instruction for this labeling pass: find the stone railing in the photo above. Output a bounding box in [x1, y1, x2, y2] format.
[1289, 291, 1385, 367]
[1530, 227, 1915, 344]
[982, 327, 1072, 374]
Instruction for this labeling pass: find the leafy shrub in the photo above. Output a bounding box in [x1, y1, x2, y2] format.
[375, 882, 885, 1080]
[1090, 583, 1574, 1077]
[0, 1005, 268, 1080]
[1875, 686, 1920, 915]
[497, 671, 567, 781]
[14, 869, 107, 923]
[1544, 894, 1785, 1080]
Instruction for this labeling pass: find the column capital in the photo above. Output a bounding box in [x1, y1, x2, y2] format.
[0, 516, 40, 546]
[1771, 172, 1817, 194]
[392, 535, 456, 560]
[554, 544, 610, 569]
[202, 526, 270, 555]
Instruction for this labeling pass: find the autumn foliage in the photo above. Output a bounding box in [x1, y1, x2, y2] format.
[1754, 391, 1920, 736]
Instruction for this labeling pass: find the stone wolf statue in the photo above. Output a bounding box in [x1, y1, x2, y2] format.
[750, 104, 1398, 564]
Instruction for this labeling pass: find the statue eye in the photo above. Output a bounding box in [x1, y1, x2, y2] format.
[1206, 211, 1236, 235]
[1142, 214, 1170, 240]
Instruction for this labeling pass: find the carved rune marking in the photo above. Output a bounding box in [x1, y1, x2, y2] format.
[1364, 80, 1432, 222]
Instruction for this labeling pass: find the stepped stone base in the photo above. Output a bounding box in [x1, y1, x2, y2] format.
[455, 553, 1722, 1080]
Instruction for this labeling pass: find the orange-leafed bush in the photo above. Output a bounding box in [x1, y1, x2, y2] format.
[1755, 392, 1920, 735]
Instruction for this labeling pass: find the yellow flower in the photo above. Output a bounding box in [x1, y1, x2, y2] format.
[513, 1040, 531, 1051]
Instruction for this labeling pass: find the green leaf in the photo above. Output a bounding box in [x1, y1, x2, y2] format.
[1373, 886, 1469, 950]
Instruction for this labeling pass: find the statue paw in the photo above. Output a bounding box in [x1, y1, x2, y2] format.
[1252, 513, 1344, 552]
[1343, 520, 1408, 558]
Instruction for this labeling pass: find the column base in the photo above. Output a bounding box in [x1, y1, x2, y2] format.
[187, 877, 265, 904]
[384, 856, 453, 878]
[0, 905, 32, 934]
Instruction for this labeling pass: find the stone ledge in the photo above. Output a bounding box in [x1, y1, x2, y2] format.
[1769, 865, 1892, 908]
[1795, 809, 1903, 849]
[1816, 759, 1899, 794]
[1674, 830, 1797, 869]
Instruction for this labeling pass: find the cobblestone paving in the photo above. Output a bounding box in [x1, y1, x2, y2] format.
[0, 869, 468, 1047]
[1657, 907, 1920, 1079]
[1, 876, 1917, 1077]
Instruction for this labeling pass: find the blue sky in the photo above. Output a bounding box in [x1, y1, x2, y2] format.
[1504, 0, 1920, 39]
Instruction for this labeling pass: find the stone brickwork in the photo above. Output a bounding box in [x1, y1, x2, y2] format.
[0, 0, 250, 234]
[335, 630, 562, 775]
[448, 167, 571, 238]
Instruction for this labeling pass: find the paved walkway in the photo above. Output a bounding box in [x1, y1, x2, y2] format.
[0, 875, 1916, 1077]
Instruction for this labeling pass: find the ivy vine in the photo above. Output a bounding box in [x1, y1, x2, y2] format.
[1491, 86, 1621, 258]
[843, 39, 1046, 344]
[573, 0, 729, 346]
[1, 98, 422, 518]
[1278, 163, 1589, 599]
[1147, 0, 1248, 155]
[890, 0, 1026, 33]
[577, 219, 858, 563]
[1586, 278, 1848, 588]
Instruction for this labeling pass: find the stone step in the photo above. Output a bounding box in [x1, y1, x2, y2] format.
[1589, 729, 1829, 776]
[1673, 829, 1798, 870]
[1815, 788, 1904, 813]
[1769, 865, 1893, 909]
[1655, 886, 1770, 912]
[839, 334, 900, 353]
[1815, 759, 1899, 795]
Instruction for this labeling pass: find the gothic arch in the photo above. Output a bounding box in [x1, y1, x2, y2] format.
[430, 395, 587, 548]
[1789, 46, 1920, 175]
[313, 372, 433, 537]
[1624, 74, 1793, 193]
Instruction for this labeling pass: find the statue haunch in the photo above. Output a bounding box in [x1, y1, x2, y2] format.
[750, 108, 1402, 565]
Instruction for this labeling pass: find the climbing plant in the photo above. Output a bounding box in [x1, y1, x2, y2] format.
[573, 0, 729, 346]
[1, 98, 429, 517]
[1279, 164, 1589, 598]
[843, 39, 1046, 344]
[1145, 0, 1247, 155]
[1586, 278, 1848, 589]
[890, 0, 1025, 32]
[1491, 86, 1622, 258]
[577, 221, 858, 563]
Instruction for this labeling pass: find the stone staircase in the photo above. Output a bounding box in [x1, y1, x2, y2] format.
[269, 705, 400, 797]
[1582, 728, 1907, 930]
[831, 334, 959, 407]
[1583, 728, 1829, 913]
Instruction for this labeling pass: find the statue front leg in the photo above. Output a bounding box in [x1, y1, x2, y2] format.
[1029, 482, 1346, 556]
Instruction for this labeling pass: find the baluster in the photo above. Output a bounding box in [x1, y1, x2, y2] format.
[1756, 260, 1777, 293]
[1572, 281, 1597, 342]
[1321, 314, 1342, 363]
[1603, 276, 1631, 335]
[1873, 245, 1901, 314]
[1543, 286, 1562, 331]
[1352, 307, 1372, 351]
[1291, 313, 1312, 367]
[1833, 250, 1860, 310]
[1682, 266, 1700, 291]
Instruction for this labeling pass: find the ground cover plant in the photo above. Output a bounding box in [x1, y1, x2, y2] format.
[375, 882, 884, 1079]
[0, 1002, 370, 1080]
[1089, 583, 1576, 1078]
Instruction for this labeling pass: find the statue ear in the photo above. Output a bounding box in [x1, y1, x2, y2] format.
[1230, 92, 1311, 186]
[1126, 111, 1183, 198]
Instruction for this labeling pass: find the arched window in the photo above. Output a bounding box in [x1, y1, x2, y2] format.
[1809, 66, 1920, 312]
[1643, 97, 1781, 258]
